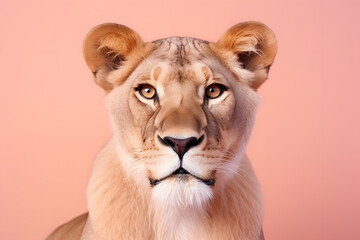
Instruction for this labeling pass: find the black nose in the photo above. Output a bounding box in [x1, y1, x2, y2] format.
[158, 135, 204, 160]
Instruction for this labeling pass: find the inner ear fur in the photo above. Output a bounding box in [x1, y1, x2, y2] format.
[83, 23, 144, 91]
[214, 21, 277, 89]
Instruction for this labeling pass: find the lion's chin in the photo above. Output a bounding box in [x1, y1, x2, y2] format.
[151, 175, 213, 209]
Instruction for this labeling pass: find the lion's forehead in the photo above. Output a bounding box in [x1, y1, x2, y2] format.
[152, 36, 209, 58]
[147, 37, 213, 69]
[134, 37, 218, 86]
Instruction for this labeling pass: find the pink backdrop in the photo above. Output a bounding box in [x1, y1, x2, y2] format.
[1, 0, 360, 239]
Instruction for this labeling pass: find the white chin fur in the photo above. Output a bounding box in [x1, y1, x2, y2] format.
[151, 176, 213, 209]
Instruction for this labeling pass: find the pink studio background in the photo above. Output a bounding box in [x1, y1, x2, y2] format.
[1, 0, 360, 239]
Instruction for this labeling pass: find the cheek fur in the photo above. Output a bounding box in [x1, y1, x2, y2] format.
[208, 94, 236, 128]
[128, 92, 157, 130]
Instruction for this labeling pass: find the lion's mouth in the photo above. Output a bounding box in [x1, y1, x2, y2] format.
[149, 167, 215, 186]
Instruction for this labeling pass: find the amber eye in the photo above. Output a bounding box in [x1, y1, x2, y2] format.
[205, 84, 226, 99]
[137, 84, 156, 99]
[136, 84, 156, 99]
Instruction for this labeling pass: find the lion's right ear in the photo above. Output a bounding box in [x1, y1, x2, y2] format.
[213, 22, 277, 90]
[83, 23, 143, 91]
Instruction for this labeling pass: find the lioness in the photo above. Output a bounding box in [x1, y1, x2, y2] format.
[47, 21, 277, 240]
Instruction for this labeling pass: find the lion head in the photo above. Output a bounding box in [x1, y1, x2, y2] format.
[82, 22, 276, 239]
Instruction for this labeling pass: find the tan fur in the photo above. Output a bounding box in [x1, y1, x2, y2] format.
[46, 213, 88, 240]
[47, 22, 277, 240]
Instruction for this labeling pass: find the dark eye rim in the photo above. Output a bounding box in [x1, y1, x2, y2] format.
[135, 84, 157, 100]
[205, 83, 227, 99]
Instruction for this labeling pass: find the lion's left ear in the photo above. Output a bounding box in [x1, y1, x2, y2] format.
[213, 21, 277, 90]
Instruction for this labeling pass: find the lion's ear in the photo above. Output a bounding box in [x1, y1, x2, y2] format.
[83, 23, 143, 91]
[214, 21, 277, 90]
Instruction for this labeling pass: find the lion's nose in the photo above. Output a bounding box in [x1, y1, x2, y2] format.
[158, 135, 204, 160]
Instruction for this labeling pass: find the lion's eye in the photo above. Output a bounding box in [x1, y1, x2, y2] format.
[137, 84, 156, 99]
[205, 84, 226, 99]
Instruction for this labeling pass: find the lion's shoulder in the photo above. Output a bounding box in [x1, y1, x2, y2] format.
[46, 213, 88, 240]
